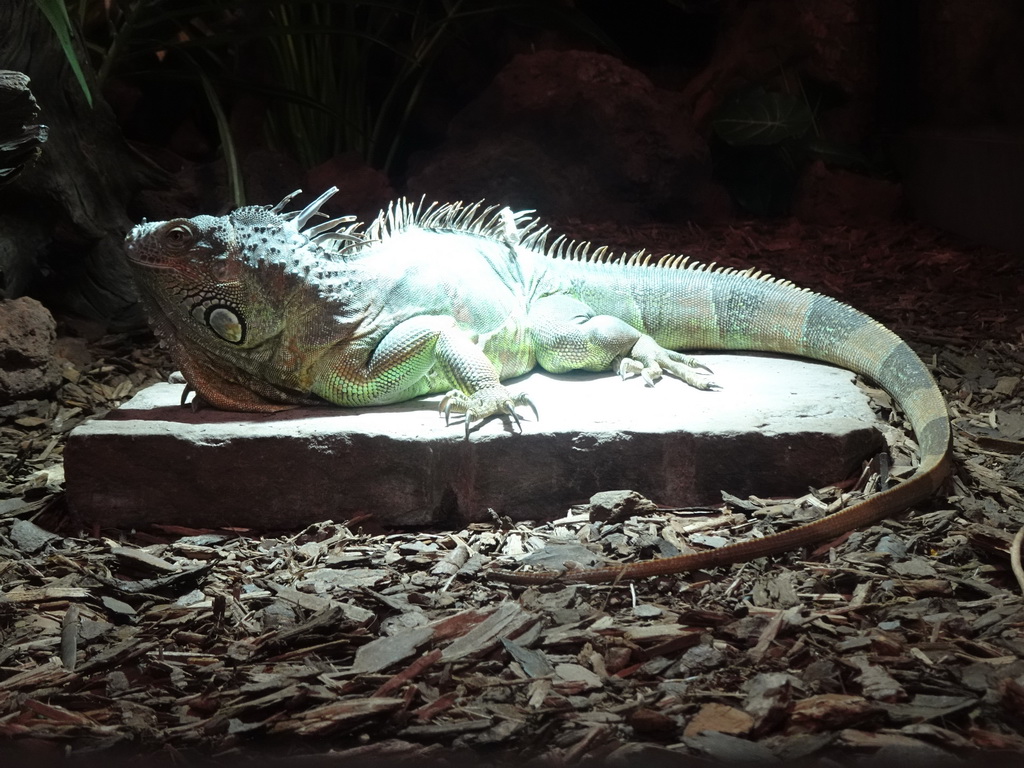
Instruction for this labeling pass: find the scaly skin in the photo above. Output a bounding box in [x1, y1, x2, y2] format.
[125, 188, 952, 583]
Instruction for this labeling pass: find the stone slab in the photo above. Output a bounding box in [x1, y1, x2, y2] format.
[64, 354, 886, 530]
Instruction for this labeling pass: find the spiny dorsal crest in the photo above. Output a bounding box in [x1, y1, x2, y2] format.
[273, 188, 805, 291]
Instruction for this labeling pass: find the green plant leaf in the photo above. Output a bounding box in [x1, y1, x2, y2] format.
[62, 0, 615, 174]
[32, 0, 93, 107]
[711, 88, 813, 147]
[198, 71, 245, 207]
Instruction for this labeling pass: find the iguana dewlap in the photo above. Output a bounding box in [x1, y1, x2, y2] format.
[124, 188, 952, 584]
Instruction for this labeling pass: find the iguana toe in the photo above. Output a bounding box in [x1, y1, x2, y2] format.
[662, 351, 717, 390]
[618, 351, 716, 390]
[179, 382, 212, 411]
[440, 387, 539, 436]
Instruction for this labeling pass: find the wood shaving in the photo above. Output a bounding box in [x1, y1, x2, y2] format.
[1, 220, 1023, 762]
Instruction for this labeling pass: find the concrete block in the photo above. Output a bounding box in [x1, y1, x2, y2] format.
[64, 354, 885, 530]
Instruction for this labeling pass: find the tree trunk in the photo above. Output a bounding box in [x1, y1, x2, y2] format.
[0, 1, 164, 327]
[0, 71, 47, 190]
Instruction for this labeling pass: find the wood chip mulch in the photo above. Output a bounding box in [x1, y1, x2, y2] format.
[1, 218, 1024, 766]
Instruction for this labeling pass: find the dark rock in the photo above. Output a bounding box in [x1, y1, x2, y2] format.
[684, 0, 878, 143]
[792, 160, 904, 226]
[587, 490, 659, 524]
[133, 156, 240, 221]
[406, 50, 712, 223]
[0, 297, 61, 403]
[242, 148, 306, 208]
[0, 211, 49, 298]
[133, 150, 389, 225]
[306, 152, 395, 223]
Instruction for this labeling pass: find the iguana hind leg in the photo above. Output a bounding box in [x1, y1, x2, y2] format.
[616, 335, 716, 390]
[528, 295, 716, 390]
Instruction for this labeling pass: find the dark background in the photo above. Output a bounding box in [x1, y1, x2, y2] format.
[3, 0, 1024, 324]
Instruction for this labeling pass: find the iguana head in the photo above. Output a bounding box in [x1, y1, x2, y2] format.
[126, 206, 305, 348]
[124, 188, 359, 410]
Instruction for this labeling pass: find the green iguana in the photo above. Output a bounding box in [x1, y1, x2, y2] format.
[125, 187, 952, 584]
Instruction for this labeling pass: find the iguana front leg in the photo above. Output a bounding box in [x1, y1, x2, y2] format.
[313, 315, 535, 434]
[433, 330, 538, 437]
[528, 295, 715, 389]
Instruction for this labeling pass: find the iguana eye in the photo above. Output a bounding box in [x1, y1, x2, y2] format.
[164, 223, 194, 250]
[206, 306, 245, 344]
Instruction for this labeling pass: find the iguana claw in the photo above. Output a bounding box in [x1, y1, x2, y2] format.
[178, 381, 210, 411]
[617, 350, 716, 390]
[440, 387, 539, 437]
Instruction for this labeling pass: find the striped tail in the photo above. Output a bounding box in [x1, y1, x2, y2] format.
[491, 265, 951, 584]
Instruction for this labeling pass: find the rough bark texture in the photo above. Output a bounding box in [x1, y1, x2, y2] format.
[0, 69, 48, 300]
[0, 71, 47, 192]
[0, 1, 159, 326]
